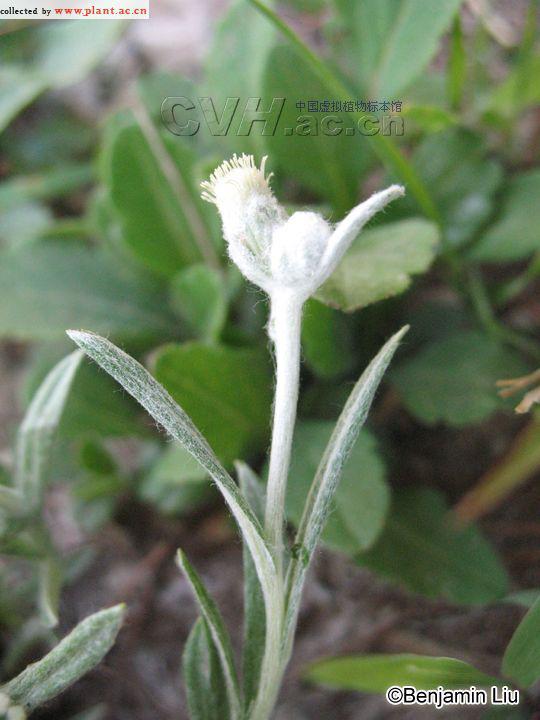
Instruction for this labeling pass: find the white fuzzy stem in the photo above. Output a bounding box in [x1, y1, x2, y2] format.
[264, 291, 303, 575]
[249, 291, 302, 720]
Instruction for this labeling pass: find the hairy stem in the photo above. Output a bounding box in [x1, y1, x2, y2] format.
[264, 291, 303, 574]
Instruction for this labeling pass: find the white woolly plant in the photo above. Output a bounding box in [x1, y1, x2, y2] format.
[68, 155, 408, 720]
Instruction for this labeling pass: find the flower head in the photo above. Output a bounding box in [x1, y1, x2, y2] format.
[202, 154, 405, 302]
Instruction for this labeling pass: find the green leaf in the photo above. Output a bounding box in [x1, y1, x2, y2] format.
[67, 331, 278, 657]
[301, 300, 356, 379]
[284, 327, 407, 657]
[406, 129, 503, 248]
[263, 44, 368, 214]
[103, 112, 216, 277]
[336, 0, 465, 97]
[359, 487, 509, 604]
[154, 343, 272, 466]
[25, 347, 146, 440]
[470, 170, 540, 262]
[0, 164, 93, 211]
[391, 330, 528, 426]
[37, 558, 62, 629]
[35, 21, 125, 89]
[204, 0, 276, 156]
[248, 0, 440, 222]
[0, 241, 176, 341]
[0, 202, 53, 250]
[139, 443, 211, 516]
[306, 653, 500, 693]
[5, 605, 125, 711]
[15, 350, 82, 508]
[171, 264, 227, 343]
[177, 551, 241, 719]
[502, 596, 540, 687]
[402, 105, 458, 133]
[0, 66, 45, 134]
[183, 618, 229, 720]
[317, 219, 438, 312]
[287, 422, 389, 555]
[236, 463, 266, 711]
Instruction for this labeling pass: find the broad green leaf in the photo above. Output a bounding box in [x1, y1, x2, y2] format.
[103, 113, 215, 277]
[5, 605, 125, 711]
[359, 487, 509, 604]
[0, 242, 176, 341]
[301, 300, 356, 379]
[287, 422, 389, 555]
[38, 558, 62, 629]
[183, 618, 229, 720]
[204, 0, 276, 156]
[236, 463, 266, 711]
[0, 67, 45, 134]
[67, 331, 279, 660]
[35, 21, 125, 88]
[317, 219, 438, 312]
[502, 596, 540, 687]
[406, 129, 503, 248]
[470, 170, 540, 262]
[306, 653, 499, 693]
[171, 264, 227, 343]
[335, 0, 465, 97]
[284, 327, 407, 657]
[154, 343, 272, 466]
[391, 330, 528, 426]
[177, 551, 241, 719]
[263, 44, 369, 214]
[15, 350, 82, 508]
[139, 443, 212, 516]
[25, 348, 147, 440]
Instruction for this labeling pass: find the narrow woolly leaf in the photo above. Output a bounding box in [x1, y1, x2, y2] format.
[502, 595, 540, 687]
[306, 654, 500, 693]
[5, 605, 125, 711]
[66, 332, 278, 634]
[38, 558, 62, 629]
[284, 326, 408, 654]
[177, 551, 241, 719]
[236, 463, 266, 710]
[15, 350, 83, 509]
[183, 618, 229, 720]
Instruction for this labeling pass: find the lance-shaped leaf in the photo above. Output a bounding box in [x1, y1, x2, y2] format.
[66, 331, 280, 679]
[183, 618, 230, 720]
[38, 557, 62, 629]
[5, 605, 124, 711]
[236, 462, 266, 711]
[502, 595, 540, 687]
[283, 326, 408, 657]
[15, 350, 83, 510]
[177, 551, 241, 719]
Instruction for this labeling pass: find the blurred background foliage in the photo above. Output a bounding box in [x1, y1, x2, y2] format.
[0, 0, 540, 716]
